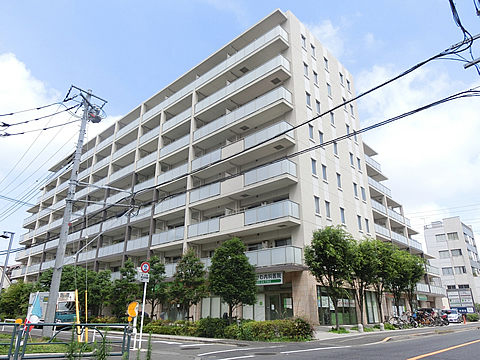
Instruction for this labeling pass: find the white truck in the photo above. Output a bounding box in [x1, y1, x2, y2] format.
[28, 291, 78, 323]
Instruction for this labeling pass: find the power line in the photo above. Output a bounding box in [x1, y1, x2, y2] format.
[406, 203, 480, 217]
[0, 118, 81, 137]
[0, 104, 81, 128]
[0, 100, 76, 117]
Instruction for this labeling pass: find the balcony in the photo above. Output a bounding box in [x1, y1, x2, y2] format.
[246, 246, 303, 269]
[368, 177, 392, 197]
[430, 285, 446, 296]
[116, 118, 140, 139]
[374, 223, 390, 238]
[163, 108, 191, 132]
[244, 159, 296, 186]
[77, 249, 97, 262]
[190, 183, 221, 203]
[93, 156, 110, 172]
[133, 177, 155, 193]
[109, 164, 134, 183]
[81, 147, 96, 161]
[26, 263, 41, 274]
[112, 141, 137, 161]
[45, 238, 59, 250]
[188, 218, 220, 238]
[193, 86, 292, 142]
[371, 199, 387, 214]
[416, 283, 430, 293]
[191, 149, 221, 172]
[245, 200, 299, 226]
[195, 54, 290, 114]
[159, 134, 189, 158]
[127, 236, 150, 252]
[151, 227, 185, 246]
[97, 134, 114, 151]
[157, 163, 188, 185]
[136, 151, 157, 169]
[426, 264, 440, 276]
[388, 208, 404, 224]
[244, 121, 293, 150]
[41, 259, 55, 271]
[391, 231, 408, 246]
[97, 242, 125, 258]
[139, 125, 160, 145]
[154, 194, 186, 215]
[142, 25, 289, 122]
[409, 238, 423, 251]
[364, 155, 382, 172]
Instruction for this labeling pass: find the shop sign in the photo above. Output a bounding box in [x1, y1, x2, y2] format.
[417, 294, 428, 301]
[256, 272, 283, 285]
[447, 289, 474, 307]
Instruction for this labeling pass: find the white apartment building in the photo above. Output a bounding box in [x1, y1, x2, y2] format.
[15, 9, 444, 325]
[424, 217, 480, 312]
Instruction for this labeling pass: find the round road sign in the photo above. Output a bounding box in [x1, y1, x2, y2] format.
[140, 262, 150, 273]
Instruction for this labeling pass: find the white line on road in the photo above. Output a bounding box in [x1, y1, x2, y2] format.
[198, 346, 283, 357]
[217, 356, 254, 360]
[180, 343, 215, 347]
[281, 346, 351, 354]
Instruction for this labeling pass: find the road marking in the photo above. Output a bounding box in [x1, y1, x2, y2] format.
[153, 340, 182, 345]
[406, 339, 480, 360]
[217, 356, 254, 360]
[280, 346, 351, 354]
[199, 346, 282, 357]
[180, 343, 214, 347]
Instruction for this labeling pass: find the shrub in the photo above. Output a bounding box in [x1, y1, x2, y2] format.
[328, 327, 349, 334]
[467, 313, 479, 322]
[195, 317, 228, 338]
[383, 323, 396, 330]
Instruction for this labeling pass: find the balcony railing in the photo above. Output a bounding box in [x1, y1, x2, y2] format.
[364, 155, 382, 172]
[112, 141, 137, 161]
[188, 218, 220, 238]
[191, 149, 221, 171]
[163, 108, 191, 132]
[159, 134, 189, 158]
[151, 227, 184, 246]
[142, 25, 288, 122]
[109, 164, 134, 183]
[388, 209, 404, 223]
[41, 259, 55, 271]
[97, 134, 114, 151]
[92, 156, 110, 172]
[77, 249, 97, 262]
[374, 223, 390, 237]
[190, 182, 221, 203]
[368, 177, 392, 197]
[244, 159, 296, 186]
[371, 199, 387, 214]
[127, 236, 150, 251]
[244, 121, 293, 150]
[116, 118, 140, 138]
[195, 54, 291, 113]
[136, 151, 157, 169]
[244, 200, 299, 225]
[410, 238, 423, 251]
[134, 178, 155, 193]
[193, 86, 292, 141]
[416, 283, 430, 292]
[157, 163, 188, 185]
[426, 264, 440, 276]
[154, 194, 186, 215]
[391, 231, 408, 245]
[139, 125, 160, 145]
[246, 246, 302, 268]
[97, 242, 125, 258]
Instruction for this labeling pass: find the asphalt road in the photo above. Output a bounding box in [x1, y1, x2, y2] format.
[126, 324, 480, 360]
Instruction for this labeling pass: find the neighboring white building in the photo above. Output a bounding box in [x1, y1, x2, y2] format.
[424, 217, 480, 312]
[15, 9, 443, 325]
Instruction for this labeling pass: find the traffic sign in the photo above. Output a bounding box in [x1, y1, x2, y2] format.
[138, 273, 150, 283]
[140, 262, 150, 273]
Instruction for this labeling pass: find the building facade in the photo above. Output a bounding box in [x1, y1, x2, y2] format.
[424, 217, 480, 312]
[15, 9, 443, 324]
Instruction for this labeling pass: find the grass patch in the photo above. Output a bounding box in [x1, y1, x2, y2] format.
[328, 327, 349, 334]
[350, 326, 374, 332]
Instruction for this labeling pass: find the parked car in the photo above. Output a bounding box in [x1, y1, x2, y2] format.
[442, 309, 461, 323]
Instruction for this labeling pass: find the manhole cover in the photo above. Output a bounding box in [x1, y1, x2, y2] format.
[253, 353, 277, 356]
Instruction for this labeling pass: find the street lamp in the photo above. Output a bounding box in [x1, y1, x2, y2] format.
[0, 231, 14, 296]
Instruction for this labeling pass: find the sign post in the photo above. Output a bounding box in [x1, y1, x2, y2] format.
[138, 262, 150, 350]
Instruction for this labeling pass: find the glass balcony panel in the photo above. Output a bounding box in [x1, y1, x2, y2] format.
[157, 163, 188, 184]
[159, 134, 189, 158]
[191, 149, 221, 171]
[139, 125, 160, 145]
[163, 108, 191, 131]
[244, 121, 293, 149]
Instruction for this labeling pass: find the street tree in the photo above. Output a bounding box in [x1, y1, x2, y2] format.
[108, 260, 141, 319]
[209, 237, 257, 324]
[403, 254, 426, 311]
[0, 280, 35, 317]
[304, 226, 355, 330]
[169, 248, 208, 320]
[145, 255, 168, 318]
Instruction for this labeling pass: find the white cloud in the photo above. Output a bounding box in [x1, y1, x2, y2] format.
[357, 64, 480, 241]
[306, 20, 344, 58]
[203, 0, 249, 28]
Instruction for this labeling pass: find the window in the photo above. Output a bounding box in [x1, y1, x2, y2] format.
[349, 152, 354, 166]
[275, 238, 291, 247]
[346, 79, 351, 91]
[330, 112, 335, 125]
[322, 164, 327, 180]
[327, 83, 332, 96]
[447, 285, 456, 290]
[447, 232, 459, 240]
[340, 208, 346, 223]
[319, 131, 324, 144]
[346, 124, 350, 134]
[324, 57, 329, 70]
[438, 250, 450, 259]
[303, 62, 309, 76]
[339, 73, 344, 85]
[316, 100, 321, 114]
[313, 71, 318, 84]
[309, 124, 314, 139]
[454, 266, 467, 274]
[247, 242, 263, 251]
[361, 187, 366, 201]
[353, 130, 358, 142]
[306, 92, 311, 107]
[353, 183, 358, 197]
[357, 157, 361, 170]
[357, 215, 363, 230]
[325, 201, 331, 218]
[333, 142, 338, 155]
[350, 104, 354, 116]
[436, 234, 447, 242]
[451, 249, 462, 256]
[336, 173, 342, 188]
[311, 158, 317, 175]
[301, 35, 306, 48]
[311, 44, 316, 57]
[365, 218, 370, 233]
[442, 267, 454, 276]
[314, 196, 320, 214]
[343, 97, 347, 109]
[458, 284, 470, 289]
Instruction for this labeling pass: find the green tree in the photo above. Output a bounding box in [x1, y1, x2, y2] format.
[349, 238, 381, 325]
[85, 270, 113, 317]
[404, 254, 426, 311]
[304, 226, 355, 330]
[369, 241, 394, 322]
[209, 238, 257, 324]
[108, 260, 141, 319]
[169, 248, 208, 320]
[0, 280, 35, 318]
[145, 255, 167, 318]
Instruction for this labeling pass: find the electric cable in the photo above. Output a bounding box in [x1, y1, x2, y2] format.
[0, 118, 82, 137]
[0, 105, 81, 128]
[0, 100, 77, 117]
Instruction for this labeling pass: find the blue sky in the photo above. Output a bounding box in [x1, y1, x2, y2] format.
[1, 0, 479, 262]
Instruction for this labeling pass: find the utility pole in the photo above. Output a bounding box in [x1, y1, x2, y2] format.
[43, 87, 106, 337]
[0, 231, 14, 295]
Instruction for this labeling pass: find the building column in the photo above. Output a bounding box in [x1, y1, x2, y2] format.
[291, 270, 319, 325]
